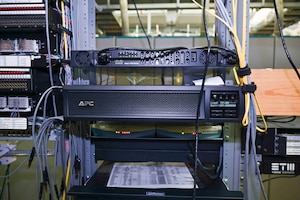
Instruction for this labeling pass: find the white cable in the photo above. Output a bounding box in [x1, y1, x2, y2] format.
[44, 131, 54, 200]
[248, 79, 268, 200]
[35, 116, 63, 200]
[53, 138, 59, 186]
[242, 73, 268, 200]
[31, 86, 62, 199]
[71, 0, 79, 50]
[244, 118, 250, 199]
[0, 157, 29, 178]
[214, 0, 233, 27]
[45, 0, 58, 116]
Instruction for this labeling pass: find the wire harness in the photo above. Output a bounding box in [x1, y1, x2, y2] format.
[192, 0, 268, 199]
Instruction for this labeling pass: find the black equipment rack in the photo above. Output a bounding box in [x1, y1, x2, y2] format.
[65, 48, 244, 199]
[64, 86, 245, 199]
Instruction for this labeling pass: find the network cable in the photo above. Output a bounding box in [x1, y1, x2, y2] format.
[193, 0, 211, 199]
[31, 86, 62, 199]
[273, 0, 300, 79]
[0, 164, 10, 200]
[131, 0, 152, 49]
[192, 1, 268, 199]
[44, 0, 58, 117]
[0, 157, 29, 179]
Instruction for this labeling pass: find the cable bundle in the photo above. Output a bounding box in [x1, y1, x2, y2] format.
[192, 0, 268, 199]
[31, 86, 63, 200]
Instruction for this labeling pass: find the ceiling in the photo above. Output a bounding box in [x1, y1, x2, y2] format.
[95, 0, 300, 37]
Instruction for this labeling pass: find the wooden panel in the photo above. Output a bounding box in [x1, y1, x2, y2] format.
[251, 69, 300, 116]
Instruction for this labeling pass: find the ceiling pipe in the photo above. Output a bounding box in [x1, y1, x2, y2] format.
[147, 12, 152, 35]
[120, 0, 130, 36]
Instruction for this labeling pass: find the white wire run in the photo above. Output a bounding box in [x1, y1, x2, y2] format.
[214, 0, 233, 28]
[35, 115, 64, 199]
[212, 1, 267, 199]
[31, 85, 63, 199]
[246, 82, 268, 200]
[192, 0, 268, 199]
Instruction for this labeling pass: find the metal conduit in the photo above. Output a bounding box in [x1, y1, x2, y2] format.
[120, 0, 130, 35]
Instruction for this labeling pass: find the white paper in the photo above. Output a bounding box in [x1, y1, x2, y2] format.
[107, 162, 195, 189]
[193, 76, 224, 86]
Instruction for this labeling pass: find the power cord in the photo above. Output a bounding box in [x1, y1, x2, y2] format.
[131, 0, 152, 49]
[273, 0, 300, 79]
[193, 0, 211, 199]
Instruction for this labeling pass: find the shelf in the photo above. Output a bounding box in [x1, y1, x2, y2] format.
[68, 161, 243, 200]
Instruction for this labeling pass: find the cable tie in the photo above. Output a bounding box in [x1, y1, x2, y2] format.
[43, 170, 48, 191]
[54, 184, 60, 199]
[242, 82, 257, 94]
[39, 182, 43, 200]
[60, 178, 65, 196]
[237, 65, 251, 77]
[28, 147, 35, 168]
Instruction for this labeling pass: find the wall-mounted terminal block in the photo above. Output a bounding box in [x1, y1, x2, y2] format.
[0, 96, 31, 112]
[0, 96, 6, 109]
[0, 117, 27, 130]
[8, 96, 29, 109]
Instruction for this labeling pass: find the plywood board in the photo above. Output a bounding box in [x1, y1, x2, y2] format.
[251, 69, 300, 116]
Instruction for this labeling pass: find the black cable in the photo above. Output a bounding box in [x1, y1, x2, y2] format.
[0, 164, 10, 200]
[273, 0, 300, 79]
[193, 45, 238, 55]
[100, 46, 188, 53]
[263, 174, 298, 183]
[257, 116, 297, 123]
[131, 0, 152, 49]
[193, 0, 211, 199]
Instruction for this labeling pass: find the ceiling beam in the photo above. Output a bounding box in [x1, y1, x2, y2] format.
[97, 2, 300, 11]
